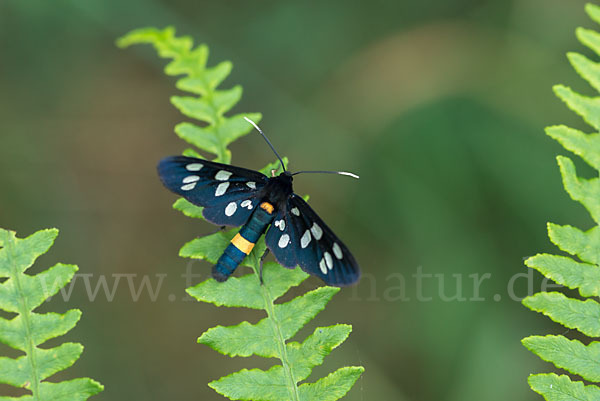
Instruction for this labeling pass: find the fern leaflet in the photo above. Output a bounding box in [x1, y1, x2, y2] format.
[118, 27, 363, 401]
[0, 228, 103, 400]
[522, 3, 600, 399]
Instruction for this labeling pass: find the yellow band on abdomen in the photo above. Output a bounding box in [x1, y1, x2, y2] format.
[260, 202, 274, 214]
[231, 233, 255, 255]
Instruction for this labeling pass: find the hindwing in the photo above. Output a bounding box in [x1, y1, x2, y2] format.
[265, 208, 298, 268]
[268, 194, 360, 286]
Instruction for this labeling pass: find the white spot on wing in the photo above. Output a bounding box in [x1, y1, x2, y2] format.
[301, 230, 311, 248]
[215, 182, 229, 196]
[186, 163, 203, 171]
[275, 219, 285, 231]
[278, 234, 290, 248]
[241, 200, 252, 209]
[182, 175, 200, 183]
[216, 170, 232, 181]
[181, 183, 196, 191]
[319, 258, 327, 274]
[324, 252, 333, 270]
[291, 207, 300, 216]
[333, 243, 343, 259]
[225, 202, 237, 216]
[246, 181, 256, 189]
[310, 223, 323, 240]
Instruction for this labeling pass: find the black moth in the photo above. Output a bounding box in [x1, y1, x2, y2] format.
[157, 118, 360, 287]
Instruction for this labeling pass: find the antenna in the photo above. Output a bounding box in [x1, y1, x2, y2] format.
[244, 117, 286, 172]
[244, 117, 359, 180]
[292, 170, 360, 179]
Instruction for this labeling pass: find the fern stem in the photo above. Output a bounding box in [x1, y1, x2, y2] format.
[253, 261, 301, 401]
[190, 70, 228, 163]
[5, 235, 41, 399]
[214, 118, 228, 163]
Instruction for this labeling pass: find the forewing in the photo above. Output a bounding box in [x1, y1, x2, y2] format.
[265, 209, 298, 268]
[202, 196, 262, 226]
[157, 155, 268, 226]
[287, 194, 360, 286]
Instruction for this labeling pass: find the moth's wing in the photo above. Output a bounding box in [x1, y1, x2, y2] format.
[265, 208, 298, 268]
[201, 195, 264, 226]
[157, 155, 268, 207]
[286, 194, 360, 286]
[157, 155, 268, 226]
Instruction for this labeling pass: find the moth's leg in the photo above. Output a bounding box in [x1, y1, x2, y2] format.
[259, 248, 270, 285]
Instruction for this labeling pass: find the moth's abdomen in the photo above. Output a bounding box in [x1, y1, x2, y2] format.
[212, 202, 276, 281]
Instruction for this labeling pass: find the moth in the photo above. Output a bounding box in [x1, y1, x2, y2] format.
[157, 118, 360, 287]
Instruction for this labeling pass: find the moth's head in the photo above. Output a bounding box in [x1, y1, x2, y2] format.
[279, 170, 293, 184]
[272, 169, 293, 181]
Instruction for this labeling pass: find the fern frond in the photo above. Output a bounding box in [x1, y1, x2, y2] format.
[523, 3, 600, 399]
[117, 26, 260, 165]
[119, 27, 363, 401]
[0, 228, 103, 400]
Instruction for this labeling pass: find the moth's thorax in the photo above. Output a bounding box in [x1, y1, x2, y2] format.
[261, 172, 293, 208]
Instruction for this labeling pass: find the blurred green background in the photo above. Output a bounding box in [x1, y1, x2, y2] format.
[0, 0, 595, 400]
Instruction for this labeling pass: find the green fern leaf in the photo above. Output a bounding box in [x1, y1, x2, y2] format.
[556, 155, 600, 224]
[523, 292, 600, 337]
[119, 28, 362, 401]
[172, 198, 204, 219]
[553, 85, 600, 131]
[546, 125, 600, 170]
[523, 335, 600, 382]
[528, 374, 600, 401]
[188, 262, 308, 310]
[525, 254, 600, 296]
[298, 367, 365, 401]
[287, 325, 354, 379]
[547, 222, 600, 265]
[523, 3, 600, 398]
[0, 228, 102, 400]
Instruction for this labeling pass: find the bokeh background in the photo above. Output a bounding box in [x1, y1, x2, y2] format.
[0, 1, 596, 400]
